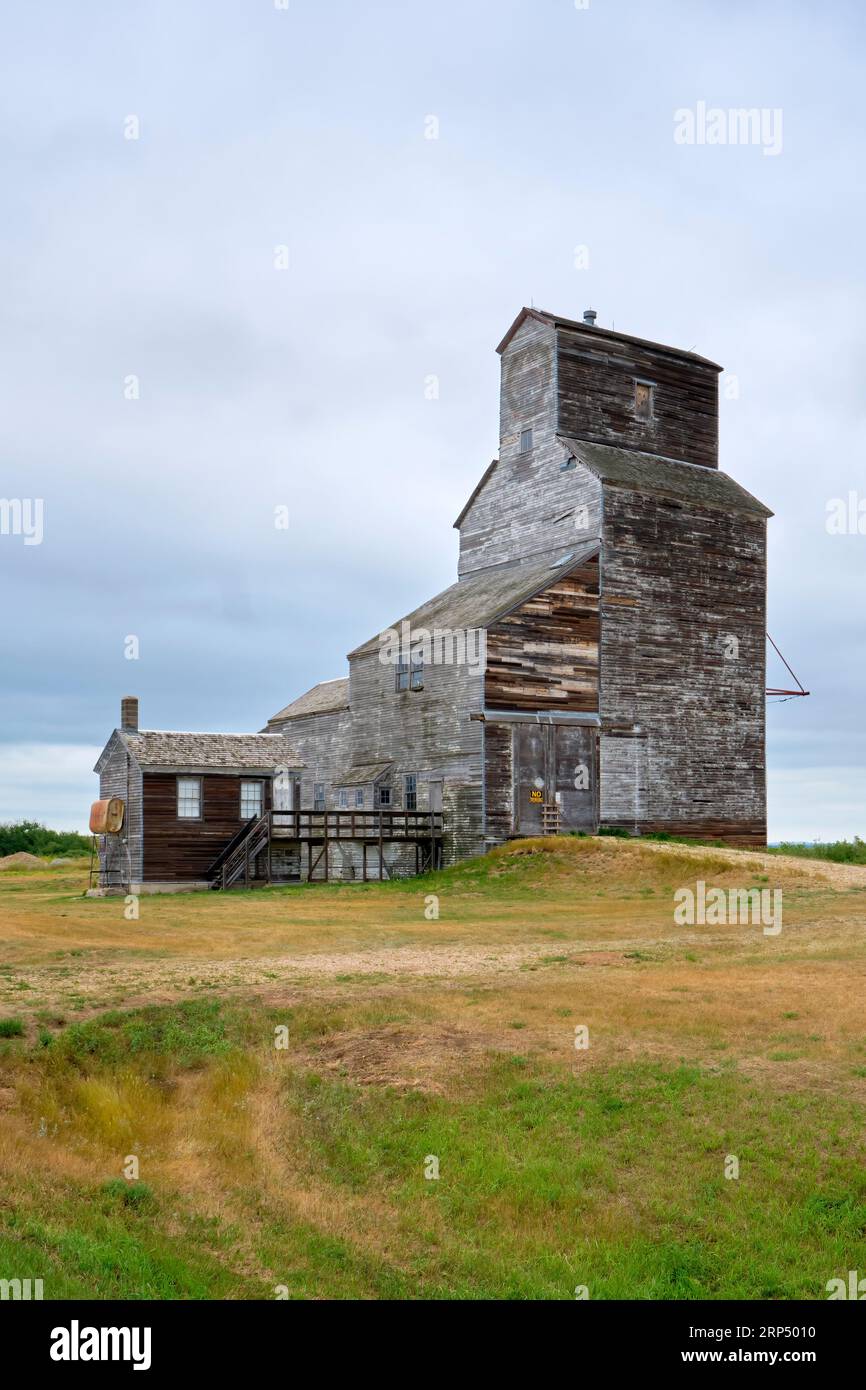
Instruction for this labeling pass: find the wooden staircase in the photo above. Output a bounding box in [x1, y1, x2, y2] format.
[206, 808, 445, 888]
[207, 812, 270, 890]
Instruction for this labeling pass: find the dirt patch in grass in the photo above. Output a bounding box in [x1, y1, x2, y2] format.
[297, 1022, 504, 1094]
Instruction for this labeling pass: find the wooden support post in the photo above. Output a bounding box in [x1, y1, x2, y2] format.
[378, 812, 383, 880]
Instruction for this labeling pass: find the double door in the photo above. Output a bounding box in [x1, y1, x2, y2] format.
[513, 724, 597, 834]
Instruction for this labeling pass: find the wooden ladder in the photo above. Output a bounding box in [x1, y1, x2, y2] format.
[541, 802, 561, 836]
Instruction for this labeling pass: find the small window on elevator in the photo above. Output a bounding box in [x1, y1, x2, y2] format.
[519, 427, 533, 453]
[634, 381, 654, 421]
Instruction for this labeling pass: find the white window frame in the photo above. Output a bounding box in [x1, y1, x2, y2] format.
[177, 776, 202, 820]
[240, 779, 264, 820]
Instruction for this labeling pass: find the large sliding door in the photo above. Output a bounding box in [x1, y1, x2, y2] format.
[513, 723, 597, 834]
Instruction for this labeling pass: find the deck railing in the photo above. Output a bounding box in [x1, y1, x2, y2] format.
[270, 808, 443, 841]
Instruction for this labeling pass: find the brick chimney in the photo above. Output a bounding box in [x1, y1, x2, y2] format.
[120, 696, 139, 731]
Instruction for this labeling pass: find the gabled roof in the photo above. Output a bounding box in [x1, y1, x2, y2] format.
[495, 306, 722, 370]
[348, 544, 600, 658]
[563, 438, 773, 517]
[95, 729, 302, 773]
[336, 762, 393, 786]
[266, 677, 350, 726]
[453, 458, 498, 530]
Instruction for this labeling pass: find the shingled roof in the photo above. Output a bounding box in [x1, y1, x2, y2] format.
[104, 731, 302, 772]
[335, 761, 393, 786]
[266, 677, 350, 726]
[564, 439, 773, 517]
[348, 543, 600, 658]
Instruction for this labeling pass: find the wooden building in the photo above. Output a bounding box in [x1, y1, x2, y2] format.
[93, 307, 771, 890]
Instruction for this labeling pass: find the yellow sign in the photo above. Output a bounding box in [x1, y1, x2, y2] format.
[529, 790, 543, 803]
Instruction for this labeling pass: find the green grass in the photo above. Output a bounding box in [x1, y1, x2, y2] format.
[45, 998, 247, 1070]
[0, 1018, 24, 1038]
[2, 996, 864, 1299]
[270, 1054, 866, 1299]
[0, 1191, 257, 1300]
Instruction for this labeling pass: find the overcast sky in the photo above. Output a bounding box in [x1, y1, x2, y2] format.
[1, 0, 863, 840]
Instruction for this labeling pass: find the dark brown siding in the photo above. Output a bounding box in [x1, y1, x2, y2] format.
[556, 326, 719, 469]
[485, 560, 600, 712]
[599, 486, 767, 844]
[483, 723, 513, 840]
[142, 773, 271, 881]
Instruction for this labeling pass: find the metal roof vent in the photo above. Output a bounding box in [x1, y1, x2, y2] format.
[583, 308, 597, 326]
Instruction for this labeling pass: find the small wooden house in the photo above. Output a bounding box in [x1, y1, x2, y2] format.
[93, 307, 771, 890]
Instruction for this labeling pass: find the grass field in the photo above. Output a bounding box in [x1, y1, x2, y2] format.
[1, 836, 865, 1300]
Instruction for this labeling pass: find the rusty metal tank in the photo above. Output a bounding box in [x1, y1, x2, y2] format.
[89, 798, 125, 835]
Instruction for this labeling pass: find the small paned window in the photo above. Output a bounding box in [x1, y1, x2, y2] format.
[313, 783, 325, 811]
[519, 427, 533, 453]
[376, 785, 392, 808]
[240, 780, 263, 819]
[404, 774, 417, 811]
[355, 788, 364, 808]
[338, 789, 349, 808]
[177, 777, 202, 819]
[397, 653, 424, 691]
[634, 381, 654, 421]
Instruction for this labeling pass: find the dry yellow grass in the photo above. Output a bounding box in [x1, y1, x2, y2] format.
[0, 837, 864, 1299]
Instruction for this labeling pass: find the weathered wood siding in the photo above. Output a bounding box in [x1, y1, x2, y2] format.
[96, 731, 142, 886]
[348, 648, 484, 863]
[482, 723, 512, 843]
[599, 732, 648, 827]
[556, 324, 720, 469]
[142, 773, 272, 881]
[599, 485, 767, 844]
[265, 707, 353, 813]
[458, 316, 602, 575]
[485, 560, 599, 712]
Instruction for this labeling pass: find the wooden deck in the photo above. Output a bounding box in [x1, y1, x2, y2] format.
[209, 809, 443, 888]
